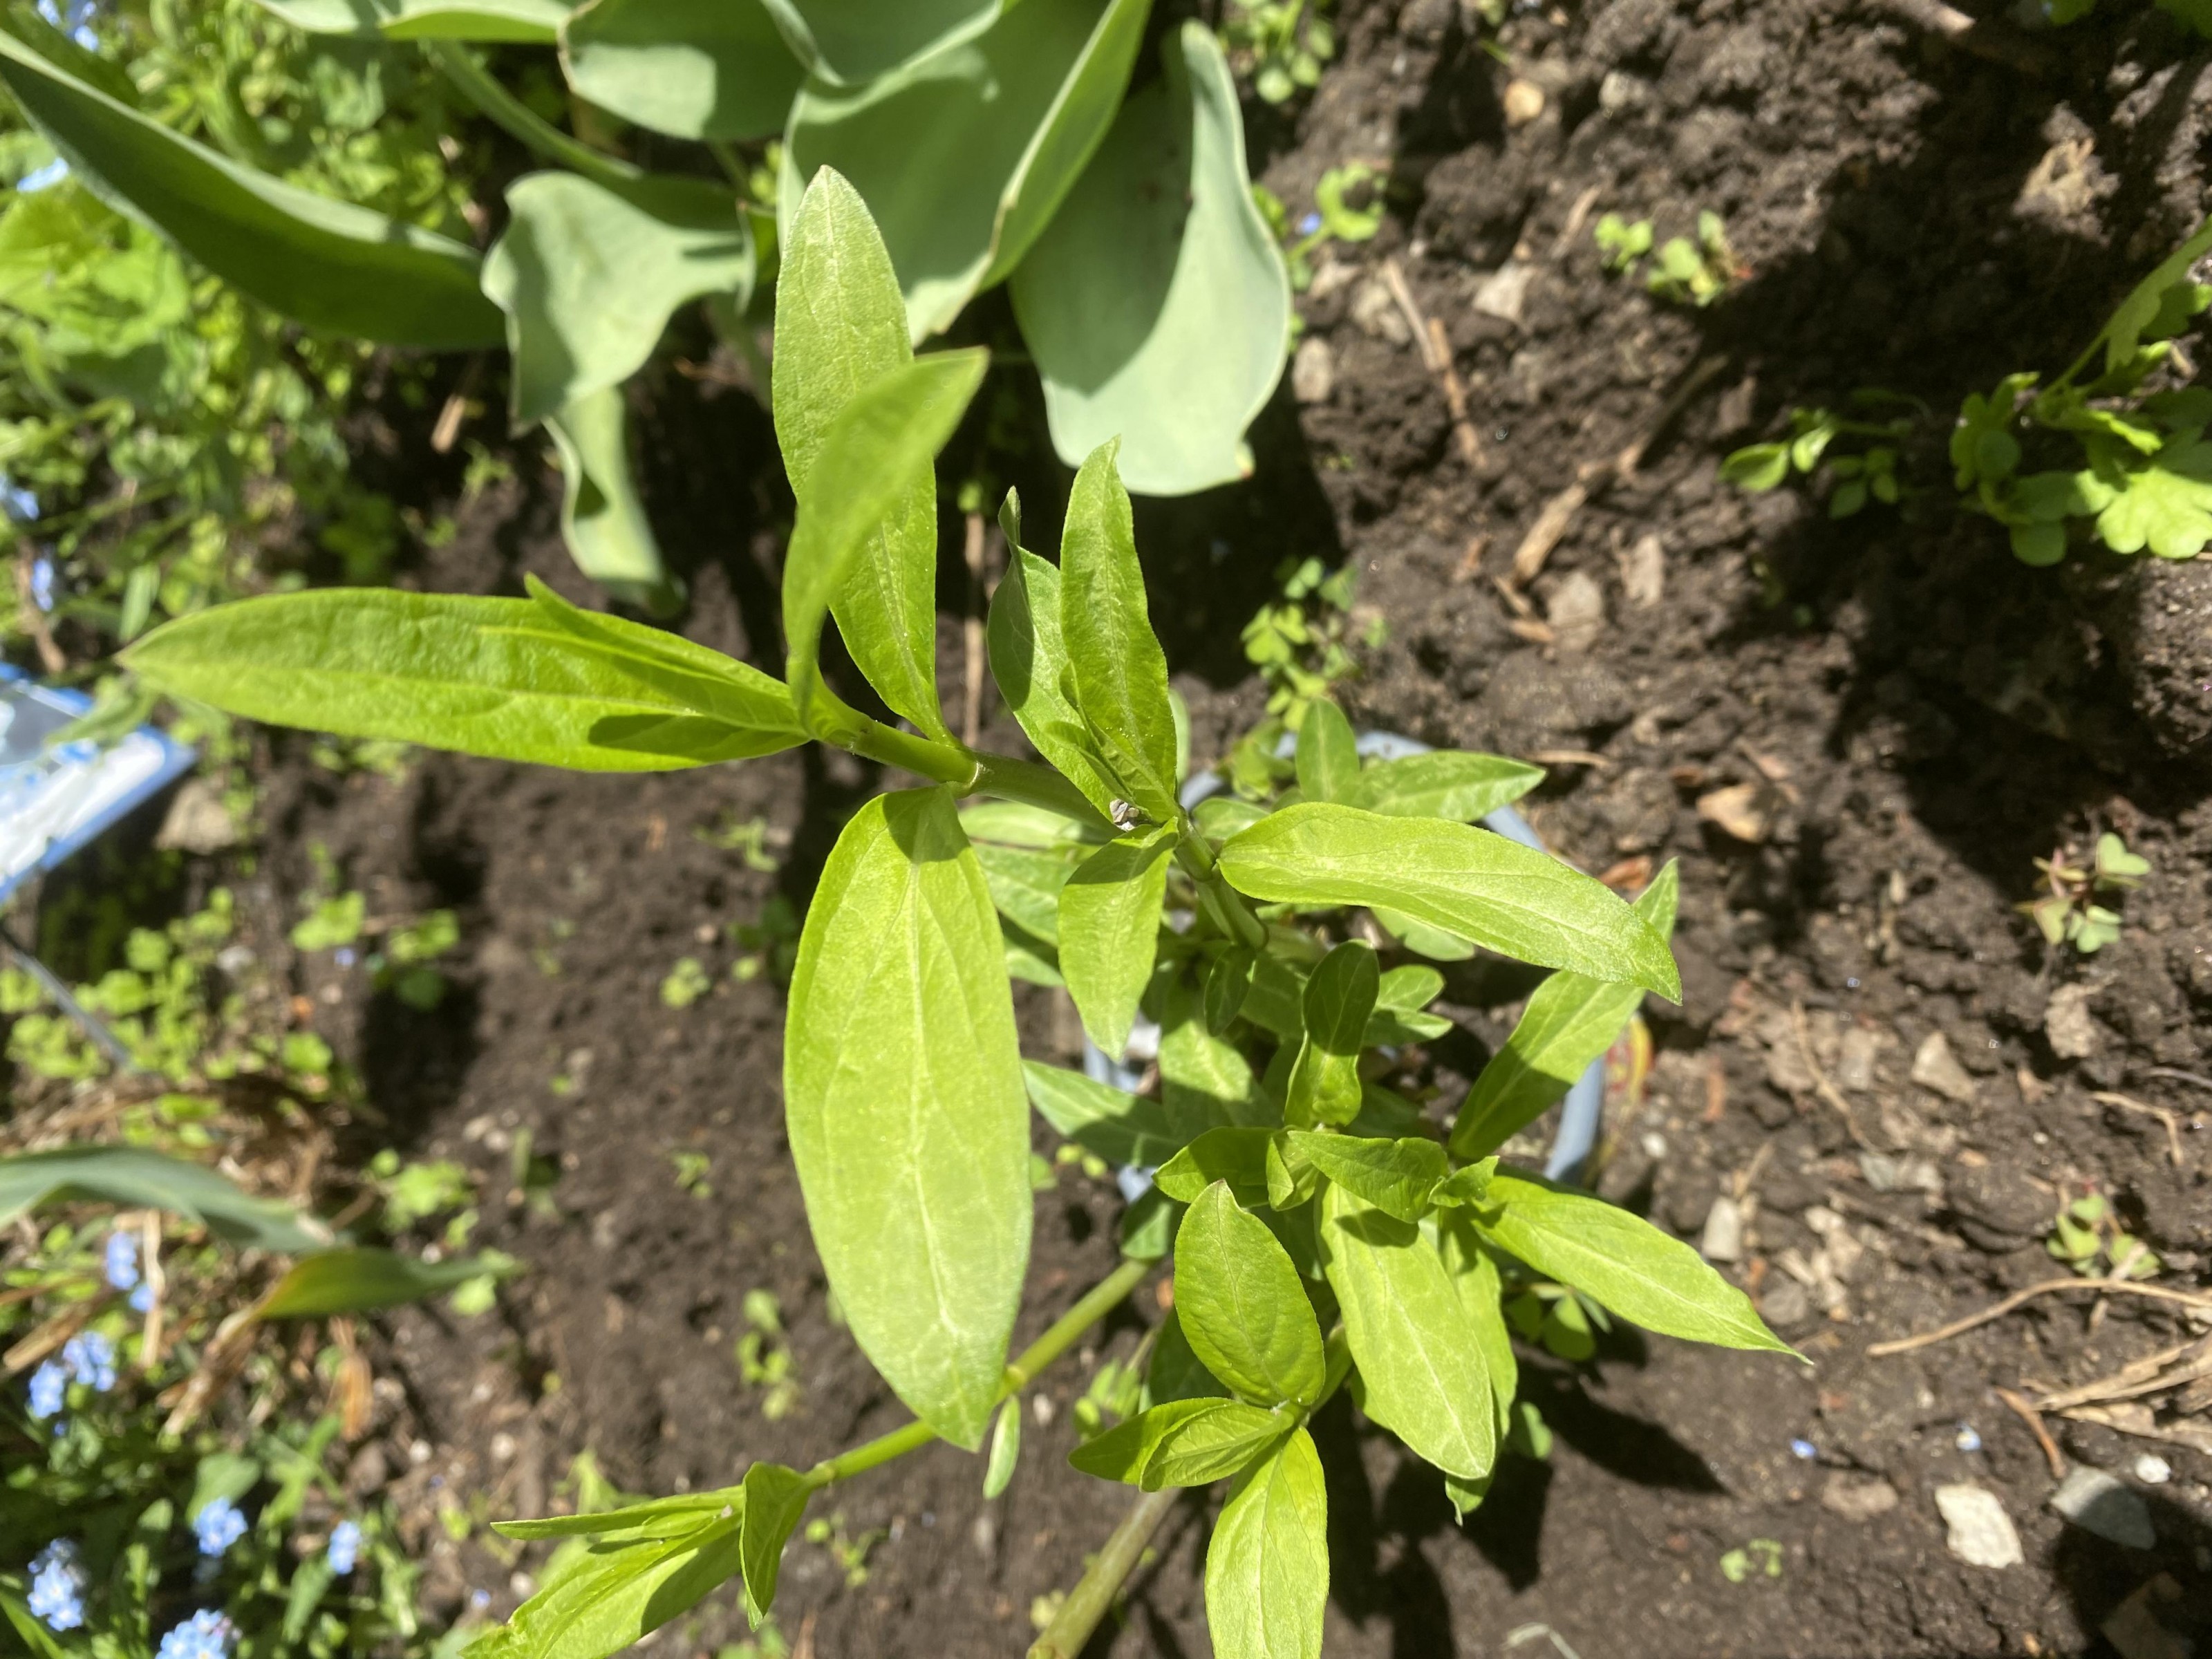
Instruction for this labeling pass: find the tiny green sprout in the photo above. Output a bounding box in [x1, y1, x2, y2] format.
[1723, 394, 1922, 516]
[804, 1512, 885, 1588]
[1259, 162, 1385, 291]
[695, 812, 785, 872]
[290, 890, 365, 953]
[1594, 212, 1653, 275]
[1647, 212, 1741, 308]
[1221, 0, 1338, 103]
[672, 1150, 713, 1199]
[659, 955, 711, 1009]
[1719, 1539, 1785, 1584]
[2047, 1191, 2162, 1280]
[1071, 1351, 1146, 1441]
[2022, 832, 2148, 954]
[374, 908, 459, 1010]
[737, 1289, 802, 1420]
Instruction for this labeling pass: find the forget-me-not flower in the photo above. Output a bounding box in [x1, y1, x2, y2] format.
[34, 0, 98, 50]
[155, 1609, 236, 1659]
[326, 1519, 362, 1575]
[105, 1230, 140, 1291]
[28, 1358, 66, 1419]
[131, 1282, 155, 1313]
[61, 1330, 116, 1391]
[193, 1496, 247, 1557]
[28, 554, 55, 612]
[26, 1540, 85, 1631]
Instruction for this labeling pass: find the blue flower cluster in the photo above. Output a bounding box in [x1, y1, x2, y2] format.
[27, 1329, 119, 1421]
[26, 1540, 84, 1631]
[193, 1497, 247, 1558]
[28, 1359, 65, 1419]
[155, 1609, 235, 1659]
[326, 1519, 362, 1575]
[105, 1230, 139, 1289]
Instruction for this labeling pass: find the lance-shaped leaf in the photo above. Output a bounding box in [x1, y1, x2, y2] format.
[485, 170, 753, 429]
[1319, 1183, 1497, 1480]
[1450, 863, 1678, 1161]
[1294, 699, 1360, 804]
[1154, 1127, 1273, 1208]
[983, 1397, 1022, 1499]
[1022, 1060, 1185, 1168]
[1069, 1397, 1288, 1489]
[759, 0, 997, 84]
[986, 545, 1118, 820]
[1205, 1428, 1328, 1659]
[1237, 954, 1306, 1040]
[493, 1515, 745, 1659]
[1057, 824, 1173, 1057]
[1285, 1132, 1448, 1223]
[1173, 1182, 1324, 1407]
[1060, 439, 1181, 821]
[780, 348, 987, 736]
[0, 1145, 329, 1254]
[259, 1247, 514, 1317]
[784, 789, 1030, 1449]
[775, 169, 949, 738]
[545, 386, 684, 616]
[1439, 1216, 1518, 1447]
[970, 841, 1079, 944]
[1204, 946, 1256, 1033]
[1217, 804, 1680, 999]
[494, 1490, 741, 1544]
[737, 1463, 811, 1626]
[561, 0, 802, 140]
[1011, 22, 1289, 496]
[0, 24, 501, 349]
[1475, 1172, 1794, 1356]
[1145, 1307, 1228, 1407]
[1349, 750, 1545, 821]
[1158, 974, 1264, 1136]
[779, 0, 1150, 341]
[250, 0, 568, 39]
[1285, 939, 1376, 1127]
[124, 590, 802, 770]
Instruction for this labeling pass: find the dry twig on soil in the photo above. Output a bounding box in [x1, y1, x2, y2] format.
[2089, 1089, 2188, 1169]
[1380, 259, 1486, 471]
[1867, 1278, 2212, 1358]
[1992, 1386, 2068, 1479]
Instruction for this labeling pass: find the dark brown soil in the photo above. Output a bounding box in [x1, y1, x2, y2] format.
[58, 1, 2212, 1654]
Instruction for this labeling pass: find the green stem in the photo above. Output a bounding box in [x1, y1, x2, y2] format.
[1027, 1485, 1181, 1659]
[423, 41, 641, 194]
[971, 751, 1114, 832]
[803, 1257, 1154, 1490]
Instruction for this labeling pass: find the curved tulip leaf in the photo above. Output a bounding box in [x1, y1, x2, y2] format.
[0, 23, 501, 350]
[0, 1145, 330, 1255]
[784, 788, 1031, 1450]
[545, 386, 684, 616]
[258, 1247, 514, 1317]
[250, 0, 570, 39]
[780, 0, 1150, 342]
[123, 589, 803, 771]
[484, 170, 753, 429]
[758, 0, 997, 87]
[1011, 22, 1288, 495]
[561, 0, 801, 140]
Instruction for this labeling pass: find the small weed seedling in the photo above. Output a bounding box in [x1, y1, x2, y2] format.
[2021, 831, 2148, 954]
[736, 1290, 802, 1422]
[1256, 163, 1384, 291]
[1221, 0, 1338, 102]
[1719, 1539, 1784, 1584]
[122, 172, 1790, 1659]
[1594, 213, 1653, 275]
[2047, 1191, 2161, 1280]
[1723, 394, 1926, 518]
[672, 1150, 714, 1200]
[660, 955, 713, 1009]
[1597, 211, 1740, 306]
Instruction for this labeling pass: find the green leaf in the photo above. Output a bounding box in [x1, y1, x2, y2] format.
[1204, 947, 1257, 1033]
[2099, 213, 2212, 373]
[1376, 965, 1444, 1013]
[545, 387, 684, 615]
[2091, 435, 2212, 559]
[252, 0, 569, 39]
[1022, 1059, 1185, 1167]
[561, 0, 802, 140]
[259, 1247, 514, 1318]
[1057, 825, 1174, 1056]
[1294, 698, 1360, 804]
[1286, 939, 1376, 1127]
[779, 0, 1150, 341]
[1218, 804, 1680, 998]
[1477, 1172, 1794, 1354]
[1348, 751, 1544, 823]
[1318, 1183, 1497, 1479]
[494, 1493, 740, 1543]
[1720, 442, 1790, 491]
[1237, 954, 1306, 1040]
[1440, 1219, 1518, 1446]
[1069, 1398, 1288, 1489]
[1145, 1306, 1228, 1406]
[1286, 1132, 1447, 1222]
[780, 349, 988, 738]
[496, 1517, 745, 1659]
[784, 788, 1030, 1449]
[971, 841, 1079, 944]
[959, 798, 1102, 850]
[1152, 1127, 1273, 1207]
[774, 168, 949, 739]
[1010, 21, 1289, 495]
[986, 546, 1120, 819]
[737, 1463, 811, 1626]
[1172, 1181, 1325, 1407]
[0, 1144, 330, 1255]
[1204, 1427, 1328, 1659]
[125, 590, 801, 771]
[1158, 974, 1265, 1136]
[485, 171, 753, 429]
[760, 0, 997, 84]
[1059, 439, 1182, 821]
[1450, 861, 1679, 1161]
[983, 1396, 1022, 1499]
[0, 23, 502, 349]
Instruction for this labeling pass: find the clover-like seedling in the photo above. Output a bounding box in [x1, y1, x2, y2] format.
[2047, 1192, 2160, 1280]
[1723, 393, 1922, 518]
[2022, 831, 2148, 954]
[1646, 211, 1741, 308]
[120, 170, 1792, 1659]
[1594, 212, 1654, 276]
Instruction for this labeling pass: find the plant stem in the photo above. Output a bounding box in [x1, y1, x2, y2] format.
[803, 1257, 1154, 1490]
[422, 41, 641, 194]
[1027, 1485, 1181, 1659]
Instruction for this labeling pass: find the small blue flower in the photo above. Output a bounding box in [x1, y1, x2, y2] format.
[131, 1282, 155, 1313]
[1297, 211, 1324, 236]
[326, 1519, 361, 1575]
[14, 156, 68, 193]
[28, 1359, 66, 1420]
[332, 946, 357, 968]
[1789, 1438, 1817, 1461]
[34, 0, 97, 50]
[193, 1496, 247, 1558]
[155, 1609, 236, 1659]
[62, 1330, 116, 1391]
[0, 474, 38, 521]
[26, 1541, 84, 1631]
[29, 554, 55, 612]
[105, 1230, 141, 1291]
